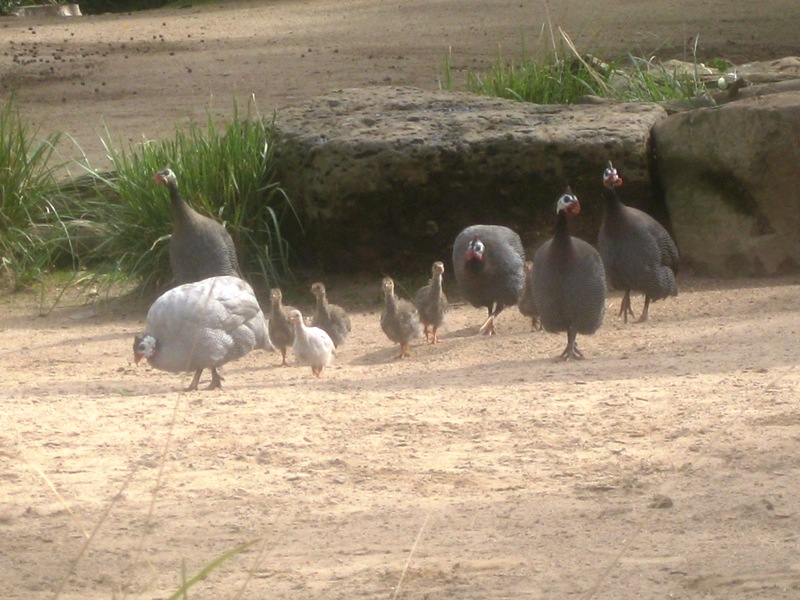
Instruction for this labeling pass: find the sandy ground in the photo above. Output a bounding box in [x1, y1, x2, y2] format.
[2, 1, 800, 599]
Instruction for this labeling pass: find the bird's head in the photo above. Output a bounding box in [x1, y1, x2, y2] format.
[381, 277, 395, 296]
[310, 282, 326, 297]
[432, 261, 445, 276]
[133, 334, 157, 363]
[288, 309, 303, 325]
[556, 188, 581, 217]
[270, 288, 283, 305]
[603, 161, 623, 189]
[465, 237, 485, 262]
[153, 166, 177, 187]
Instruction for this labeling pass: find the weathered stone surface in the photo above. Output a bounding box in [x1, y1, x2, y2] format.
[653, 91, 800, 276]
[274, 86, 666, 273]
[736, 57, 800, 83]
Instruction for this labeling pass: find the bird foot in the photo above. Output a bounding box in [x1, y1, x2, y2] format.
[478, 316, 496, 335]
[396, 343, 412, 359]
[207, 369, 224, 390]
[558, 344, 585, 361]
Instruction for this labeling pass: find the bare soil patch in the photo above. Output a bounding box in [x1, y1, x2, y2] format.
[1, 1, 800, 598]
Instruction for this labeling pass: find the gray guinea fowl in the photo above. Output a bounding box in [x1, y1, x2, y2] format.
[380, 276, 422, 358]
[290, 309, 336, 377]
[452, 224, 526, 335]
[153, 166, 241, 284]
[598, 161, 679, 323]
[310, 281, 351, 348]
[531, 189, 606, 361]
[413, 261, 448, 344]
[517, 260, 542, 331]
[268, 288, 296, 366]
[133, 276, 274, 390]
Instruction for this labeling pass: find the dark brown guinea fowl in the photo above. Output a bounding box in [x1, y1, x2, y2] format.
[380, 277, 422, 358]
[413, 261, 448, 344]
[452, 224, 526, 335]
[598, 161, 679, 323]
[310, 281, 351, 348]
[268, 288, 295, 366]
[153, 166, 241, 284]
[517, 260, 542, 330]
[531, 188, 606, 360]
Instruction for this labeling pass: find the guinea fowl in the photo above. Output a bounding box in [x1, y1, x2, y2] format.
[153, 166, 241, 284]
[268, 288, 295, 366]
[310, 281, 351, 348]
[517, 260, 542, 331]
[289, 309, 335, 377]
[133, 276, 274, 390]
[531, 189, 606, 360]
[413, 261, 448, 344]
[598, 161, 679, 323]
[452, 224, 526, 335]
[380, 276, 422, 358]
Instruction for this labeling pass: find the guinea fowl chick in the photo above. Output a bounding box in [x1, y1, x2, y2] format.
[268, 288, 295, 366]
[452, 224, 525, 335]
[517, 260, 542, 330]
[153, 167, 241, 285]
[413, 261, 448, 344]
[310, 281, 351, 347]
[598, 161, 679, 323]
[133, 276, 274, 390]
[380, 276, 422, 358]
[289, 309, 335, 377]
[531, 189, 606, 361]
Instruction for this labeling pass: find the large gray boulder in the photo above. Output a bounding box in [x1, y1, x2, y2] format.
[273, 86, 667, 273]
[653, 91, 800, 276]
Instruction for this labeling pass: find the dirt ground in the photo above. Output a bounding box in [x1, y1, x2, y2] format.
[1, 1, 800, 599]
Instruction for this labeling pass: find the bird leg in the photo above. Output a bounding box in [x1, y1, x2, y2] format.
[185, 369, 204, 391]
[280, 348, 289, 366]
[207, 367, 224, 390]
[634, 296, 651, 323]
[479, 304, 503, 335]
[422, 324, 431, 343]
[431, 326, 440, 344]
[531, 317, 542, 331]
[558, 330, 585, 361]
[618, 290, 635, 323]
[397, 342, 412, 359]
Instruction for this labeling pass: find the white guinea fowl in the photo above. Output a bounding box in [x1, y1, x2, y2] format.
[289, 309, 336, 377]
[133, 276, 274, 390]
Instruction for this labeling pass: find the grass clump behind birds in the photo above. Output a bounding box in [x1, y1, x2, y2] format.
[0, 96, 66, 290]
[69, 99, 297, 293]
[440, 27, 709, 105]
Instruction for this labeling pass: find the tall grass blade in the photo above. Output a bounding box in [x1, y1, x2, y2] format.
[165, 539, 260, 600]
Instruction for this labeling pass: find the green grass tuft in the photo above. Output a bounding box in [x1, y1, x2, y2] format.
[440, 28, 710, 105]
[64, 99, 297, 293]
[0, 96, 66, 290]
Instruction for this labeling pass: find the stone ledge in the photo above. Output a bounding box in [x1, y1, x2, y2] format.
[274, 86, 667, 273]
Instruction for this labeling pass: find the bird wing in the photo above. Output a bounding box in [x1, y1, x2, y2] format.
[212, 278, 263, 331]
